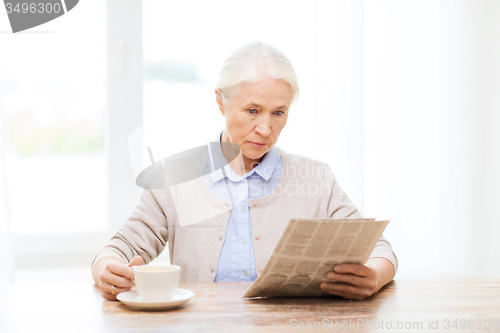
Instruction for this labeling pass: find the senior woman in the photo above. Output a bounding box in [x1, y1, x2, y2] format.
[92, 41, 397, 301]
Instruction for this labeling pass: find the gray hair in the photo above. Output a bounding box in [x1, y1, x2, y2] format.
[215, 41, 299, 106]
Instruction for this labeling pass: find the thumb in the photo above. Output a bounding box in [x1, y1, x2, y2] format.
[129, 256, 143, 267]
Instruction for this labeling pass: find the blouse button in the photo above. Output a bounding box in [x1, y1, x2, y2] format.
[255, 236, 260, 240]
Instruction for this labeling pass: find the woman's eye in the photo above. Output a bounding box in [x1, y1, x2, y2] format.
[248, 109, 258, 114]
[274, 111, 285, 116]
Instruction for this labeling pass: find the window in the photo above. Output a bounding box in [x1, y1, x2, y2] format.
[0, 1, 107, 265]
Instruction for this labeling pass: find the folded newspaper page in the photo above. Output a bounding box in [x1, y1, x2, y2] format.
[242, 218, 389, 298]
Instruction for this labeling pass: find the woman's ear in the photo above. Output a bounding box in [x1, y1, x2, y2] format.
[215, 89, 225, 116]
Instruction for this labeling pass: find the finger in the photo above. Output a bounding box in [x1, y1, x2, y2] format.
[107, 262, 135, 280]
[326, 272, 363, 287]
[101, 290, 117, 301]
[129, 256, 143, 267]
[320, 282, 372, 301]
[334, 264, 372, 277]
[101, 271, 135, 288]
[100, 281, 132, 296]
[326, 272, 375, 290]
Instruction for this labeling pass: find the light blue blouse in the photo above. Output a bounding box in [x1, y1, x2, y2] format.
[202, 131, 283, 282]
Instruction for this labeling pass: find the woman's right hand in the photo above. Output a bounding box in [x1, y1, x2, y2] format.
[98, 256, 143, 300]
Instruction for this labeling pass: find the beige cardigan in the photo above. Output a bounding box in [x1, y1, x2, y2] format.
[92, 147, 398, 282]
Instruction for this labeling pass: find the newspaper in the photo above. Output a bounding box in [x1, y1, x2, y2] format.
[242, 218, 389, 298]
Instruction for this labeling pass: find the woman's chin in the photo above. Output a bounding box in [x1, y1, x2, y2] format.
[242, 150, 268, 161]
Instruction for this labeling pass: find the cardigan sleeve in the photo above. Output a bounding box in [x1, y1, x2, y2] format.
[91, 188, 169, 272]
[324, 163, 398, 275]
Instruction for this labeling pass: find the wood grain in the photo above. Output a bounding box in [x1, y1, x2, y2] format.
[0, 279, 499, 332]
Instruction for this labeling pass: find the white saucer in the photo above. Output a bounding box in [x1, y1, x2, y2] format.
[116, 288, 195, 310]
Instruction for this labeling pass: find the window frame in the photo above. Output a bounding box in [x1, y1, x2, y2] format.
[12, 0, 143, 267]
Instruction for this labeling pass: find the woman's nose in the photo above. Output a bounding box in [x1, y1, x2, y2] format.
[255, 116, 272, 137]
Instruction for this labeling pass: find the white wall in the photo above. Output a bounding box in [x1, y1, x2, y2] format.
[106, 0, 144, 232]
[454, 0, 500, 278]
[0, 65, 13, 284]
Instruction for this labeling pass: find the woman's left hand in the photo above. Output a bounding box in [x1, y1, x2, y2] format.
[319, 258, 394, 300]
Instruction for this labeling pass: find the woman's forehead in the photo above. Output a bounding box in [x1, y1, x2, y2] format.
[232, 79, 293, 107]
[240, 101, 290, 110]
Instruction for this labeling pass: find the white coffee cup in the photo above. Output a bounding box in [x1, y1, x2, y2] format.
[133, 264, 181, 301]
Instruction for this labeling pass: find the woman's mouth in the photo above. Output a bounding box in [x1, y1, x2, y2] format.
[249, 141, 267, 148]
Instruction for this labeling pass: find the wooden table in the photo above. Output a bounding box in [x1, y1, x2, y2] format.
[1, 279, 499, 332]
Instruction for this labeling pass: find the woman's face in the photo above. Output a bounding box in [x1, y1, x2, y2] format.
[217, 77, 293, 171]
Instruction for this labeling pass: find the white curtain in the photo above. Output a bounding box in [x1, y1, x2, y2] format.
[363, 0, 500, 279]
[142, 0, 500, 279]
